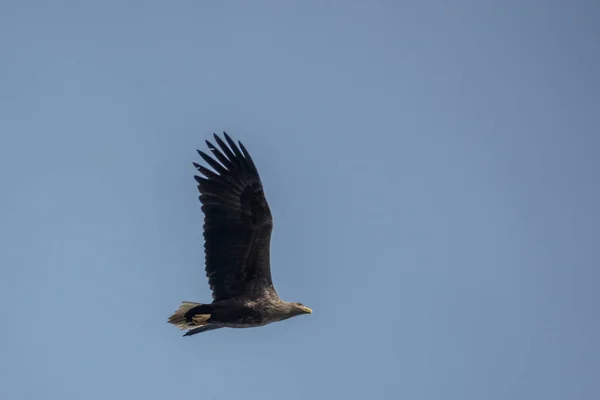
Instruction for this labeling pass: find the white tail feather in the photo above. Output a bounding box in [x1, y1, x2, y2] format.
[168, 301, 201, 330]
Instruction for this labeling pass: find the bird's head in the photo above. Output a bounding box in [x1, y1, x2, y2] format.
[274, 301, 313, 321]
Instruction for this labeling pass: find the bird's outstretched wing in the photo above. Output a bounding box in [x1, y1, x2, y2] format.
[194, 132, 276, 302]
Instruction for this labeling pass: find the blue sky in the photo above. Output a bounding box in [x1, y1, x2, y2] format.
[1, 1, 598, 399]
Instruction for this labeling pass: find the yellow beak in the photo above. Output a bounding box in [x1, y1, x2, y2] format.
[299, 305, 312, 314]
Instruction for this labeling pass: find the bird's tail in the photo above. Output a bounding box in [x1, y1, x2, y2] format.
[168, 301, 212, 330]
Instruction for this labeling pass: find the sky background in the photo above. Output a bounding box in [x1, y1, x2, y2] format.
[1, 1, 598, 399]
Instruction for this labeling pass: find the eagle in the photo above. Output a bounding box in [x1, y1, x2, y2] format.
[168, 132, 312, 336]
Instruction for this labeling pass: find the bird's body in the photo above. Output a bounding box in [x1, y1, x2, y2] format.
[168, 132, 311, 336]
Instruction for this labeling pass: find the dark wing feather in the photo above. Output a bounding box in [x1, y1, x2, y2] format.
[194, 132, 276, 302]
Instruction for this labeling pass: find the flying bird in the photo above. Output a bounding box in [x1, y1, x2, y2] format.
[168, 132, 312, 336]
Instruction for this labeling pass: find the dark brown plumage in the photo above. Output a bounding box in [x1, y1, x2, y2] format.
[168, 132, 312, 336]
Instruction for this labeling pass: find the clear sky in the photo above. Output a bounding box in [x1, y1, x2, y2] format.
[1, 1, 598, 399]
